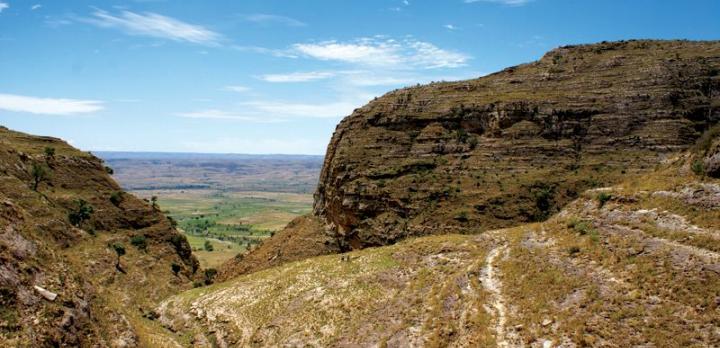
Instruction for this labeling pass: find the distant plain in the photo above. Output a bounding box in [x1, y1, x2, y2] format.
[98, 152, 322, 268]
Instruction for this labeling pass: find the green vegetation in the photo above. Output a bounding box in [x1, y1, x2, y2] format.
[130, 235, 147, 251]
[112, 243, 126, 271]
[597, 192, 612, 208]
[203, 240, 214, 252]
[68, 199, 94, 227]
[30, 163, 50, 191]
[110, 191, 123, 206]
[691, 161, 705, 176]
[43, 146, 55, 159]
[171, 263, 181, 276]
[136, 190, 313, 268]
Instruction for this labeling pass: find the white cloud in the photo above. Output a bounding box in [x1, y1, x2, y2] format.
[464, 0, 532, 6]
[240, 14, 306, 27]
[31, 4, 42, 10]
[223, 85, 251, 93]
[292, 37, 469, 69]
[176, 109, 264, 121]
[0, 93, 104, 115]
[85, 9, 223, 45]
[444, 24, 459, 30]
[258, 71, 335, 83]
[239, 100, 358, 118]
[0, 2, 8, 13]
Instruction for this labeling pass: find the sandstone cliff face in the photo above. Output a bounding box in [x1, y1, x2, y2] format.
[314, 40, 720, 251]
[0, 127, 197, 347]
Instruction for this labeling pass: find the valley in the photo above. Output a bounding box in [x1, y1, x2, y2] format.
[98, 152, 321, 268]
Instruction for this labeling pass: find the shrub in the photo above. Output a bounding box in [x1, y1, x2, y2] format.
[104, 166, 114, 175]
[130, 235, 147, 251]
[568, 246, 581, 256]
[691, 161, 705, 176]
[454, 211, 469, 222]
[531, 183, 555, 221]
[151, 196, 159, 210]
[204, 268, 217, 285]
[31, 163, 51, 191]
[597, 192, 612, 208]
[43, 146, 55, 159]
[204, 240, 214, 252]
[109, 191, 123, 206]
[68, 199, 94, 227]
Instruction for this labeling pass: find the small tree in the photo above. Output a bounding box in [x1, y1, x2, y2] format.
[151, 196, 159, 210]
[171, 263, 181, 277]
[104, 166, 114, 175]
[68, 199, 94, 227]
[203, 240, 214, 252]
[44, 146, 55, 159]
[31, 163, 51, 191]
[112, 243, 126, 272]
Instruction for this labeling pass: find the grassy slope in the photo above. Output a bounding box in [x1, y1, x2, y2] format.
[159, 142, 720, 347]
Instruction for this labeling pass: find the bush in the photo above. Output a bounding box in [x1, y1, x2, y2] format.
[204, 268, 217, 285]
[454, 211, 469, 222]
[104, 166, 114, 175]
[691, 161, 705, 176]
[31, 163, 51, 191]
[597, 192, 612, 208]
[130, 235, 147, 251]
[68, 199, 94, 227]
[568, 246, 581, 256]
[109, 192, 123, 206]
[43, 146, 55, 159]
[204, 240, 214, 252]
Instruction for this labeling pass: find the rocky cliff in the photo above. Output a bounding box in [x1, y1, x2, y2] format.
[159, 129, 720, 347]
[0, 127, 198, 347]
[218, 40, 720, 281]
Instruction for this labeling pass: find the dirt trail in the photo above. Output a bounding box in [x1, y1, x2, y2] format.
[481, 240, 521, 348]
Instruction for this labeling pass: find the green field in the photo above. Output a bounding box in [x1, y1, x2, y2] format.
[135, 189, 314, 268]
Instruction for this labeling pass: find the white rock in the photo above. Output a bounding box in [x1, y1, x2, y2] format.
[34, 285, 57, 301]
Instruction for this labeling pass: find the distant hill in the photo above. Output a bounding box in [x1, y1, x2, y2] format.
[96, 151, 323, 194]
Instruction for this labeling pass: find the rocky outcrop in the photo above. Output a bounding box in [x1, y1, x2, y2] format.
[705, 137, 720, 177]
[0, 127, 196, 347]
[219, 40, 720, 281]
[314, 40, 720, 251]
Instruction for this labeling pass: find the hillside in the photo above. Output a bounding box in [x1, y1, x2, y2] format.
[219, 39, 720, 281]
[0, 127, 198, 347]
[158, 128, 720, 347]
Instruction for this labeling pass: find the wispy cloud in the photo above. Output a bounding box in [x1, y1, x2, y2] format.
[84, 9, 223, 45]
[223, 85, 251, 93]
[0, 2, 8, 13]
[258, 71, 335, 83]
[464, 0, 532, 6]
[239, 100, 359, 118]
[31, 4, 42, 10]
[444, 24, 459, 30]
[0, 93, 104, 115]
[176, 109, 263, 121]
[240, 14, 306, 27]
[292, 37, 469, 69]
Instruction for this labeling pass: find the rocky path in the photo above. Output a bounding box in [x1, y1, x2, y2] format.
[481, 239, 521, 348]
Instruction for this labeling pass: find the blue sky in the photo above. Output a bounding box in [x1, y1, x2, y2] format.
[0, 0, 718, 154]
